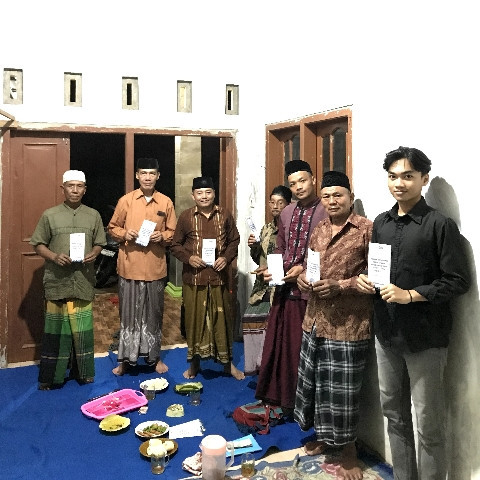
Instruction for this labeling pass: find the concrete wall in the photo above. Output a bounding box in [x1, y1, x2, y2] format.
[2, 1, 479, 477]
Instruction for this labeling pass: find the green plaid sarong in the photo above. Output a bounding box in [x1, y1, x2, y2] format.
[39, 299, 95, 386]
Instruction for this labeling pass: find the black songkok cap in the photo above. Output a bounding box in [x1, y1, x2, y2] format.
[285, 160, 313, 177]
[136, 157, 159, 170]
[321, 171, 351, 191]
[192, 176, 215, 190]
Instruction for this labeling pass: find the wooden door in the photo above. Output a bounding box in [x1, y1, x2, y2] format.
[7, 132, 70, 363]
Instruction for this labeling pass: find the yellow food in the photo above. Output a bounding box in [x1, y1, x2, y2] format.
[99, 414, 130, 431]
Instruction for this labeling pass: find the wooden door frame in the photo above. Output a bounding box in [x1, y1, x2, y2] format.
[265, 107, 352, 221]
[0, 124, 237, 366]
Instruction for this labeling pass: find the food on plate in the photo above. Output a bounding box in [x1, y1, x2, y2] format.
[147, 439, 168, 456]
[166, 404, 184, 417]
[174, 381, 203, 394]
[99, 414, 130, 431]
[141, 422, 168, 436]
[141, 378, 168, 391]
[163, 440, 175, 452]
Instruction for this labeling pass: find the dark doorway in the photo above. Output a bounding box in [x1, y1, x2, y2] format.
[70, 133, 125, 225]
[134, 134, 176, 203]
[202, 136, 221, 201]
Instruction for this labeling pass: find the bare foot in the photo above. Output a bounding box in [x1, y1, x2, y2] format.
[112, 363, 126, 376]
[224, 362, 245, 380]
[304, 440, 327, 456]
[183, 357, 200, 379]
[155, 360, 169, 374]
[336, 443, 363, 480]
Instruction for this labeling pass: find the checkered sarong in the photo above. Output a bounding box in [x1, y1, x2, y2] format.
[294, 328, 369, 446]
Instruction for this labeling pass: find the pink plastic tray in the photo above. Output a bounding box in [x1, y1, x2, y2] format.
[81, 388, 148, 420]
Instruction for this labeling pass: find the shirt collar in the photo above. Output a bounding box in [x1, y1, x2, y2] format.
[134, 188, 158, 202]
[193, 204, 220, 217]
[387, 196, 427, 224]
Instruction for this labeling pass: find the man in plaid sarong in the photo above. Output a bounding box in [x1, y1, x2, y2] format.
[31, 170, 106, 390]
[295, 171, 373, 480]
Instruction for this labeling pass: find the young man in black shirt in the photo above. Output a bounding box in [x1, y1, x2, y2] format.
[357, 146, 470, 480]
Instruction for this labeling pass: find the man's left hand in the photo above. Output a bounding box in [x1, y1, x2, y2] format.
[283, 265, 304, 283]
[311, 279, 341, 297]
[213, 257, 227, 271]
[83, 250, 99, 264]
[149, 231, 163, 243]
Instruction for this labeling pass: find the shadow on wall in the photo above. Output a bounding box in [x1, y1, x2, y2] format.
[353, 197, 387, 458]
[426, 176, 480, 479]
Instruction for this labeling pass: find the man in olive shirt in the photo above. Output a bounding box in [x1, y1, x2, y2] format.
[30, 170, 106, 390]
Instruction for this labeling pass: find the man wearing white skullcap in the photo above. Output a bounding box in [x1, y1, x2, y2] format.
[30, 170, 106, 390]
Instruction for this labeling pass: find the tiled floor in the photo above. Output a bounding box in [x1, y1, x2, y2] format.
[92, 283, 185, 355]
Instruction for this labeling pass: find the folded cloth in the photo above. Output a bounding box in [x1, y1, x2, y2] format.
[182, 452, 202, 476]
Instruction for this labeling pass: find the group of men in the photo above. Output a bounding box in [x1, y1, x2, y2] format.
[31, 147, 470, 480]
[31, 158, 244, 391]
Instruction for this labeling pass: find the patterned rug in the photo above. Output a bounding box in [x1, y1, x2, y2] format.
[92, 287, 185, 354]
[227, 445, 393, 480]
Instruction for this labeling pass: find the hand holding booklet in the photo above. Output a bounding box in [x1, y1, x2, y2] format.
[267, 254, 285, 286]
[70, 233, 85, 262]
[136, 220, 157, 247]
[306, 248, 320, 283]
[368, 242, 391, 288]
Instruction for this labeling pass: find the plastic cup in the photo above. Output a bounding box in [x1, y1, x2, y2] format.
[189, 390, 201, 406]
[241, 453, 255, 478]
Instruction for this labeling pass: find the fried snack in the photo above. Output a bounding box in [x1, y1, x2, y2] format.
[141, 422, 167, 436]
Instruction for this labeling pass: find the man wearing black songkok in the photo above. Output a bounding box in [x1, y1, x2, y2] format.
[294, 170, 373, 479]
[170, 176, 243, 379]
[109, 158, 177, 376]
[256, 160, 327, 410]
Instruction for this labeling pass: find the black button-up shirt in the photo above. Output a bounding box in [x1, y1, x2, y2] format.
[372, 197, 470, 352]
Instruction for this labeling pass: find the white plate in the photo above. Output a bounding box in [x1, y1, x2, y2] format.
[135, 420, 170, 438]
[140, 378, 169, 392]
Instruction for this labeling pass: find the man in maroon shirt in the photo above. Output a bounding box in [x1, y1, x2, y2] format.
[170, 177, 244, 380]
[256, 160, 327, 411]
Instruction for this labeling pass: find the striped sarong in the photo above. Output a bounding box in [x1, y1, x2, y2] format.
[182, 284, 233, 365]
[117, 277, 165, 366]
[39, 299, 95, 386]
[294, 327, 369, 446]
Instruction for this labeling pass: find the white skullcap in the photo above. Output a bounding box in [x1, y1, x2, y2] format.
[63, 170, 86, 183]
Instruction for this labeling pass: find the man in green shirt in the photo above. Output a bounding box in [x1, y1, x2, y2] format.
[30, 170, 106, 390]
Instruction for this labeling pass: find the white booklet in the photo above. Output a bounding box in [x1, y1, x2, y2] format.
[306, 248, 321, 283]
[368, 242, 392, 288]
[267, 253, 285, 286]
[202, 239, 216, 266]
[135, 220, 157, 247]
[246, 216, 260, 242]
[168, 419, 205, 439]
[69, 233, 85, 262]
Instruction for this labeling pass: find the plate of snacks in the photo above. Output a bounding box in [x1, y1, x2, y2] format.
[174, 381, 203, 394]
[139, 438, 178, 457]
[135, 420, 169, 438]
[140, 378, 169, 392]
[99, 414, 130, 432]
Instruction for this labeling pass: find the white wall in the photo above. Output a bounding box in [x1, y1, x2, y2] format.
[2, 1, 479, 477]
